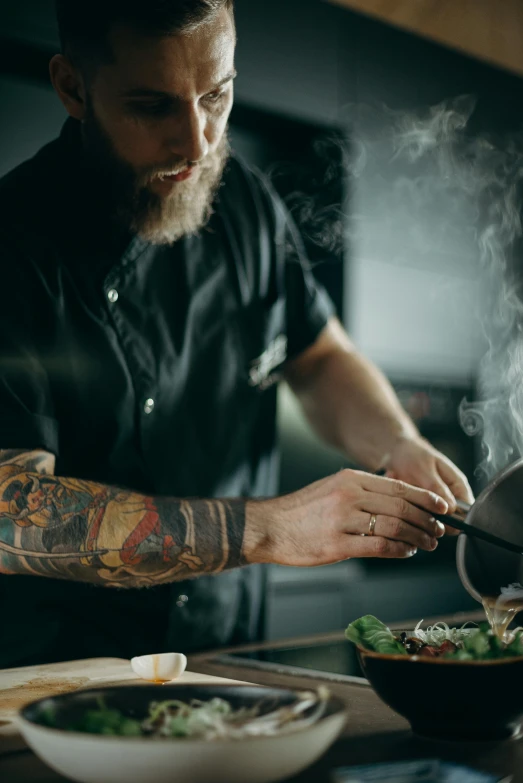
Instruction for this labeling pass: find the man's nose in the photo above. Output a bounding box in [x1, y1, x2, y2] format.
[167, 104, 209, 163]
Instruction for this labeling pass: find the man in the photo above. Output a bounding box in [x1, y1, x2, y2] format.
[0, 0, 473, 668]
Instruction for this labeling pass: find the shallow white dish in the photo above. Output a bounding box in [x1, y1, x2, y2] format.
[18, 684, 347, 783]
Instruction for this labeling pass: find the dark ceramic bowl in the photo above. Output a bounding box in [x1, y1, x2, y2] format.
[356, 635, 523, 742]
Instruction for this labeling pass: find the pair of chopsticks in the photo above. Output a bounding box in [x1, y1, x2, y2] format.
[433, 511, 523, 556]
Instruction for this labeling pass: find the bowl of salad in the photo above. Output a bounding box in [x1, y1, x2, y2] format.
[345, 615, 523, 742]
[18, 683, 347, 783]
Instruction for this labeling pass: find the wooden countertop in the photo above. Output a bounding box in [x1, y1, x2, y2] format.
[1, 611, 521, 782]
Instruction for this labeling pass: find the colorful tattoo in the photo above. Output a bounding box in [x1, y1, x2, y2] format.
[0, 450, 246, 587]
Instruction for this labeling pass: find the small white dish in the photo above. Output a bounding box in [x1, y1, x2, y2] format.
[130, 653, 187, 683]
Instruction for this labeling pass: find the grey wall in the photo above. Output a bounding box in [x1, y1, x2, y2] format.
[1, 0, 57, 48]
[0, 76, 66, 178]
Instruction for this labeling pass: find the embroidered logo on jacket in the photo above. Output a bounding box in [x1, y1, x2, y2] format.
[248, 335, 288, 391]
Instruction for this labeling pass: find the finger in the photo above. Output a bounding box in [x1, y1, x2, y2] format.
[360, 493, 446, 538]
[436, 458, 475, 505]
[357, 473, 448, 515]
[341, 534, 418, 560]
[383, 464, 458, 524]
[422, 473, 457, 514]
[374, 515, 438, 551]
[351, 512, 440, 551]
[441, 524, 460, 537]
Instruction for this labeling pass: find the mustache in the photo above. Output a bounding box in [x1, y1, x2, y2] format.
[140, 155, 217, 185]
[142, 162, 192, 182]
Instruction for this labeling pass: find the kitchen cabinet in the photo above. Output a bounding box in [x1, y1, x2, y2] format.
[329, 0, 523, 79]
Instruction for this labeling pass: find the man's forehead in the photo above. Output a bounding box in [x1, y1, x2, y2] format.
[102, 13, 236, 95]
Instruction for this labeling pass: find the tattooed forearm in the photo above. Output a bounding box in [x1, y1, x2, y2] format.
[0, 452, 246, 587]
[0, 449, 55, 474]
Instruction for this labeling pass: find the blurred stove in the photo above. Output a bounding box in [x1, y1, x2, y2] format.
[211, 638, 367, 684]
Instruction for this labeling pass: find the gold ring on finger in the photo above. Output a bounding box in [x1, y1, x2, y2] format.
[368, 514, 377, 536]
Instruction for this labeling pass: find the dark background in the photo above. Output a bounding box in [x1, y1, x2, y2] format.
[2, 0, 523, 640]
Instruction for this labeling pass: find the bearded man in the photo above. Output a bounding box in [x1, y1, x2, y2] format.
[0, 0, 473, 668]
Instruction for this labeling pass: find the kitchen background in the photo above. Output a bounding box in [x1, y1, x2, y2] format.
[2, 0, 523, 640]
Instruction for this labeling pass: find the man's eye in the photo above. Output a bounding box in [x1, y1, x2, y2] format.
[203, 90, 226, 105]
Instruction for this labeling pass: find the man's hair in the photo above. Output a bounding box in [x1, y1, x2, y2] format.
[55, 0, 234, 69]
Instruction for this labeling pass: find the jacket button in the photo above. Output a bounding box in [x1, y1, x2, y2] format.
[107, 288, 119, 303]
[144, 398, 155, 414]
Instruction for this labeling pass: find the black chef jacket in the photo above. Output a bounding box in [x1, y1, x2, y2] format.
[0, 119, 334, 668]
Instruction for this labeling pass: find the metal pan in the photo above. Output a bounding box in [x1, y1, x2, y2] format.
[434, 502, 523, 554]
[443, 458, 523, 602]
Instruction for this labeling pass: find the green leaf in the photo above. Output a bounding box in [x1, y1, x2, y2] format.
[345, 615, 406, 655]
[463, 630, 490, 658]
[449, 649, 474, 661]
[74, 704, 127, 734]
[119, 719, 142, 736]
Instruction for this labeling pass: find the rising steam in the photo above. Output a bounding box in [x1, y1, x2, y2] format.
[345, 96, 523, 481]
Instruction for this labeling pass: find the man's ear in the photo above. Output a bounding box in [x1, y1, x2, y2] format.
[49, 54, 88, 121]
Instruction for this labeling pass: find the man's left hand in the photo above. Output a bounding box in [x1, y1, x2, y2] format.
[384, 436, 474, 534]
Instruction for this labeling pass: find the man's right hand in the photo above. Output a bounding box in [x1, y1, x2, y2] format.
[244, 470, 448, 567]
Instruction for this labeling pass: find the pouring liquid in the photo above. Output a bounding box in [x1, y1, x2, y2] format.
[482, 596, 523, 640]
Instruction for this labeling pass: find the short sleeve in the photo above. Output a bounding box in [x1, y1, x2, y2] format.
[0, 236, 59, 454]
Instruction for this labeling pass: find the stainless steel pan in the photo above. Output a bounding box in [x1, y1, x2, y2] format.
[441, 458, 523, 602]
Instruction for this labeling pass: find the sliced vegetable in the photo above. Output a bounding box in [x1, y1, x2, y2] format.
[438, 640, 458, 655]
[418, 645, 439, 657]
[412, 620, 479, 647]
[66, 699, 142, 736]
[346, 614, 523, 661]
[40, 689, 330, 740]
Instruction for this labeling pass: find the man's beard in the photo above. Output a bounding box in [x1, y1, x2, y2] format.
[81, 103, 230, 245]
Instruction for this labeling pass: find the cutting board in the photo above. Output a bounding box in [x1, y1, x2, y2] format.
[0, 657, 248, 756]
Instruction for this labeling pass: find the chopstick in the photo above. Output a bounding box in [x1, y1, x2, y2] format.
[434, 513, 523, 555]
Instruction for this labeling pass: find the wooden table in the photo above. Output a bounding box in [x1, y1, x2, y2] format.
[1, 611, 521, 782]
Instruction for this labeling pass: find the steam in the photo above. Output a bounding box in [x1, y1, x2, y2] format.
[497, 583, 523, 607]
[344, 96, 523, 481]
[257, 95, 523, 482]
[397, 99, 523, 478]
[267, 134, 348, 257]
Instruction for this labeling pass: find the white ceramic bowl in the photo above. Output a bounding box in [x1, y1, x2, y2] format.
[18, 684, 347, 783]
